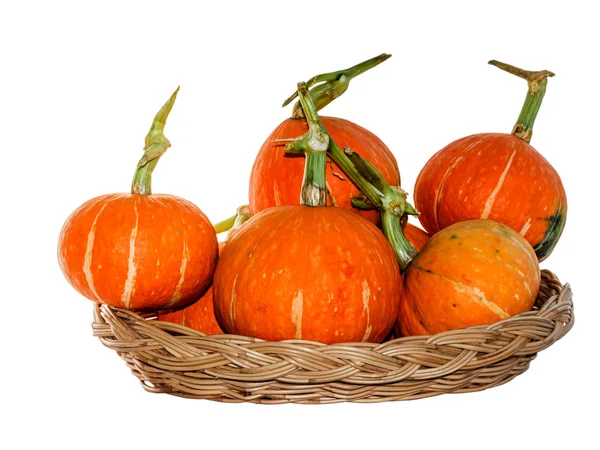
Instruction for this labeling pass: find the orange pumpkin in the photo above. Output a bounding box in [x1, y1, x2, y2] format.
[398, 220, 540, 336]
[404, 223, 430, 251]
[414, 61, 566, 261]
[157, 242, 225, 334]
[58, 88, 218, 311]
[250, 117, 399, 224]
[249, 54, 399, 224]
[212, 206, 402, 343]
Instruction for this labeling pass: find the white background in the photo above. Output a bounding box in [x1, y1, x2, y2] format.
[1, 1, 596, 449]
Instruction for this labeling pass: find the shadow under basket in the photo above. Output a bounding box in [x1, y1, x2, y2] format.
[92, 269, 573, 404]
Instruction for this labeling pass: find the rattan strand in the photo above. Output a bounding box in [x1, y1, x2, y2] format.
[92, 269, 573, 403]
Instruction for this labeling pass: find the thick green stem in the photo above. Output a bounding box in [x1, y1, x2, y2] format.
[382, 210, 418, 269]
[131, 87, 180, 194]
[301, 150, 328, 206]
[282, 53, 392, 119]
[284, 82, 330, 207]
[287, 82, 418, 271]
[489, 60, 554, 143]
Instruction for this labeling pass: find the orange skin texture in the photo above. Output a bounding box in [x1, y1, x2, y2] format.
[249, 117, 400, 224]
[414, 133, 567, 261]
[58, 193, 218, 311]
[404, 223, 430, 252]
[398, 219, 541, 336]
[212, 205, 402, 344]
[157, 243, 225, 335]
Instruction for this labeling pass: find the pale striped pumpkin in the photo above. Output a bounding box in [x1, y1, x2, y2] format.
[58, 193, 218, 311]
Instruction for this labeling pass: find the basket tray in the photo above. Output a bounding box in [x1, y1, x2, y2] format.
[92, 269, 573, 404]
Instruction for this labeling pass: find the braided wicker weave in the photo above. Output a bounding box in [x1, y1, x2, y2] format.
[92, 269, 573, 403]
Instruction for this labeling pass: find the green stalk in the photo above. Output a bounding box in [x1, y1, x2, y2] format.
[131, 87, 180, 194]
[213, 214, 236, 234]
[213, 205, 252, 235]
[288, 83, 419, 271]
[282, 53, 391, 119]
[488, 60, 554, 143]
[284, 82, 330, 206]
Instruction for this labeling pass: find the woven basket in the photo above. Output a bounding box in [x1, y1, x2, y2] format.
[92, 269, 573, 403]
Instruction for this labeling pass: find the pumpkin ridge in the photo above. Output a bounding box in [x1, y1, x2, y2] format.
[83, 200, 111, 302]
[411, 264, 510, 319]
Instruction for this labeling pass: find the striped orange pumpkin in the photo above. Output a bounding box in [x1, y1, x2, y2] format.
[57, 88, 219, 311]
[157, 242, 225, 334]
[414, 61, 566, 261]
[58, 194, 218, 311]
[414, 133, 566, 261]
[404, 223, 430, 251]
[212, 205, 402, 344]
[249, 116, 400, 224]
[398, 219, 541, 336]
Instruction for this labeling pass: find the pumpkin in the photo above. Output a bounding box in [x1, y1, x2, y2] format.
[249, 54, 399, 224]
[157, 242, 225, 335]
[58, 88, 218, 311]
[398, 220, 541, 335]
[212, 82, 402, 344]
[212, 206, 402, 343]
[414, 60, 566, 261]
[404, 223, 430, 252]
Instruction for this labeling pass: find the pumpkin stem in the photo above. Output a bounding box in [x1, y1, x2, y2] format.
[488, 60, 554, 143]
[131, 87, 180, 195]
[287, 82, 419, 270]
[213, 205, 252, 235]
[345, 148, 419, 269]
[213, 214, 236, 234]
[227, 205, 252, 239]
[282, 53, 391, 119]
[284, 82, 330, 207]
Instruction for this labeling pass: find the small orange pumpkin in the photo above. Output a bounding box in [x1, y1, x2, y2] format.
[157, 242, 225, 334]
[58, 88, 218, 311]
[398, 220, 541, 335]
[249, 54, 399, 224]
[414, 61, 566, 261]
[404, 223, 430, 252]
[249, 117, 399, 224]
[212, 206, 402, 343]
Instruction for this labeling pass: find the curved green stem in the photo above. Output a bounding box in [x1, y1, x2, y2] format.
[288, 82, 419, 271]
[213, 214, 236, 234]
[131, 87, 180, 194]
[282, 53, 391, 119]
[489, 60, 554, 143]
